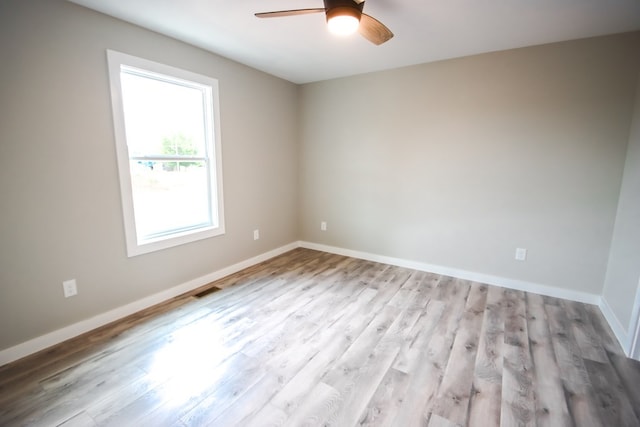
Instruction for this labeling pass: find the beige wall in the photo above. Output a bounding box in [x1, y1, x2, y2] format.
[299, 33, 640, 296]
[603, 72, 640, 332]
[0, 0, 299, 351]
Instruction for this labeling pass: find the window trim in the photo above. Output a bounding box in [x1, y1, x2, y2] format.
[106, 50, 225, 257]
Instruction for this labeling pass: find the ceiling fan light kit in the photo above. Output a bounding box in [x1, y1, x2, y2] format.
[255, 0, 393, 45]
[326, 7, 361, 36]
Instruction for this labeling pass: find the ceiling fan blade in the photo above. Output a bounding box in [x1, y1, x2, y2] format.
[255, 8, 324, 18]
[358, 13, 393, 45]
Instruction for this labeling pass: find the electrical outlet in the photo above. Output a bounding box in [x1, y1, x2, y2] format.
[320, 221, 327, 231]
[515, 248, 527, 261]
[63, 279, 77, 298]
[253, 229, 260, 240]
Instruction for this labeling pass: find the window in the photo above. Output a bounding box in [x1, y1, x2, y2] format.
[107, 50, 224, 257]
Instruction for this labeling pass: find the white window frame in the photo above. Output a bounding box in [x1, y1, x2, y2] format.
[107, 50, 225, 257]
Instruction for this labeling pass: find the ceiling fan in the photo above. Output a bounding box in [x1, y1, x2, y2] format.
[255, 0, 394, 45]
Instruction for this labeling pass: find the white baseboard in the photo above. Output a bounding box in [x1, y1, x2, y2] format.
[599, 296, 632, 355]
[0, 242, 298, 367]
[302, 242, 640, 357]
[2, 240, 628, 366]
[302, 242, 640, 356]
[629, 283, 640, 360]
[300, 241, 601, 305]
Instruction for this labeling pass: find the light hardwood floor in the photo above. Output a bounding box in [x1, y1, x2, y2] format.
[1, 248, 639, 426]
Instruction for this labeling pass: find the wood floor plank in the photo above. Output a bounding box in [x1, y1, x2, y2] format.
[357, 367, 411, 426]
[392, 278, 471, 426]
[428, 413, 461, 427]
[428, 283, 487, 426]
[57, 411, 98, 427]
[212, 347, 316, 426]
[1, 363, 147, 426]
[500, 289, 535, 427]
[467, 285, 505, 427]
[525, 293, 572, 427]
[545, 303, 603, 427]
[608, 351, 640, 421]
[324, 303, 421, 426]
[0, 248, 637, 427]
[584, 358, 640, 427]
[0, 294, 200, 398]
[562, 300, 609, 363]
[81, 370, 164, 425]
[282, 381, 342, 426]
[267, 288, 380, 416]
[387, 270, 427, 309]
[501, 343, 535, 427]
[392, 298, 446, 374]
[94, 352, 259, 426]
[584, 303, 626, 355]
[180, 371, 282, 426]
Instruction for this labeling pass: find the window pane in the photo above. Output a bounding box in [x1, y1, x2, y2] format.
[107, 50, 225, 256]
[130, 161, 212, 241]
[120, 71, 207, 158]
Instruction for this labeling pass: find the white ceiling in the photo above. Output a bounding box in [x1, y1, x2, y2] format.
[68, 0, 640, 84]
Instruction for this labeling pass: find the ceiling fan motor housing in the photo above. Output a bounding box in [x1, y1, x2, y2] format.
[323, 0, 364, 23]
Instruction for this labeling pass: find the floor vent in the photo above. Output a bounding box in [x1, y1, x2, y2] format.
[194, 286, 221, 298]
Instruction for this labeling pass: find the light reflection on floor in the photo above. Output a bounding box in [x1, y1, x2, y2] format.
[148, 318, 227, 405]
